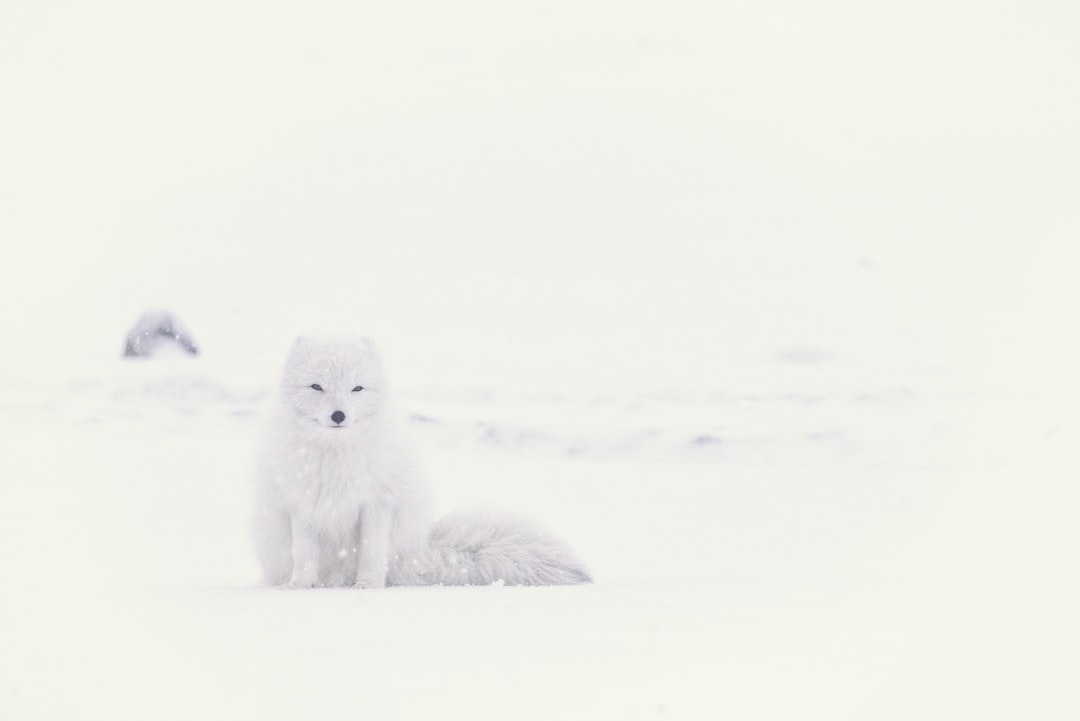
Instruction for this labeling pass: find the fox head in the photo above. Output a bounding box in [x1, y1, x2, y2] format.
[280, 335, 390, 436]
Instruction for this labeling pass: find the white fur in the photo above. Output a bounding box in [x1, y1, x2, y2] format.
[253, 336, 591, 588]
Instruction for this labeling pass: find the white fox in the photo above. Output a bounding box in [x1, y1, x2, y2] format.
[253, 336, 592, 588]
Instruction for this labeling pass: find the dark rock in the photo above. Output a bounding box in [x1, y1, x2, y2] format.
[122, 310, 199, 358]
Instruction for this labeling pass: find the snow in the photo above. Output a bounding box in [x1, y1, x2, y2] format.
[2, 1, 1079, 719]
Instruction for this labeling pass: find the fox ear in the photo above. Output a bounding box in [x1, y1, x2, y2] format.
[288, 336, 312, 360]
[358, 337, 383, 359]
[356, 337, 384, 369]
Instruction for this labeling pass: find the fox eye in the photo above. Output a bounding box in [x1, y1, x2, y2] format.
[309, 384, 323, 391]
[351, 386, 364, 392]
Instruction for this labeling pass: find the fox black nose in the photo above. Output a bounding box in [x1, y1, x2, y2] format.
[331, 410, 346, 424]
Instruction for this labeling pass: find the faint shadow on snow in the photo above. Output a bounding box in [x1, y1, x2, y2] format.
[56, 361, 272, 428]
[397, 379, 958, 466]
[38, 353, 976, 468]
[689, 433, 723, 448]
[774, 346, 832, 365]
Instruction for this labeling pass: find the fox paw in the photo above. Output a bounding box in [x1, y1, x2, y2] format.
[353, 573, 387, 590]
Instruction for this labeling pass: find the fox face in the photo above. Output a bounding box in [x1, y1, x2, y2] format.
[280, 336, 388, 434]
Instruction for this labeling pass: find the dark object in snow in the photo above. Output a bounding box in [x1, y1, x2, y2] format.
[122, 310, 199, 358]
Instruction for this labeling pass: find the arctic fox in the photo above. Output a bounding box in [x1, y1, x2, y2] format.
[253, 336, 592, 588]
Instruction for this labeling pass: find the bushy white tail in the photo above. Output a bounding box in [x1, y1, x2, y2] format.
[412, 511, 592, 587]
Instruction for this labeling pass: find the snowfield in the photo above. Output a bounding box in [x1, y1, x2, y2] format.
[1, 347, 1074, 720]
[2, 1, 1078, 719]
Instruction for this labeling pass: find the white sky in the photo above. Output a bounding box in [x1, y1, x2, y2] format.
[2, 1, 1077, 385]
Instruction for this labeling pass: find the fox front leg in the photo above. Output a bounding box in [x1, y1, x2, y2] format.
[354, 504, 392, 589]
[254, 506, 293, 586]
[286, 517, 320, 588]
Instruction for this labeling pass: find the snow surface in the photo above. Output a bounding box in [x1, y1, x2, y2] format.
[2, 1, 1079, 719]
